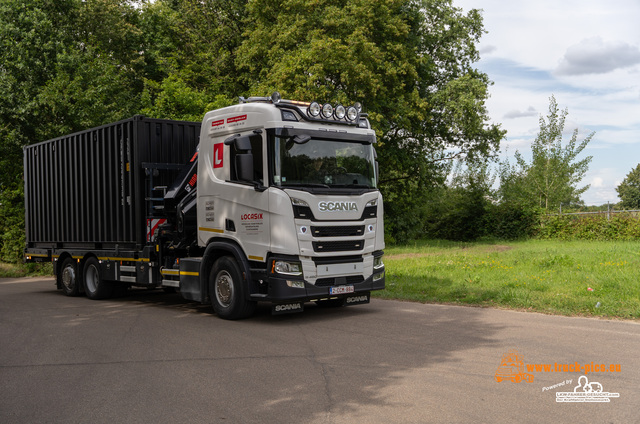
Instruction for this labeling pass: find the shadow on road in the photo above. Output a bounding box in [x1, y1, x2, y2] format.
[5, 278, 504, 423]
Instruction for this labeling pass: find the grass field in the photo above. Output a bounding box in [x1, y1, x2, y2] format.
[376, 239, 640, 319]
[3, 239, 639, 319]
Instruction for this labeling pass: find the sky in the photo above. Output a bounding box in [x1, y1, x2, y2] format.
[454, 0, 640, 205]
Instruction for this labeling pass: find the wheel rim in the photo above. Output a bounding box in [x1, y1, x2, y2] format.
[62, 266, 76, 290]
[215, 270, 233, 307]
[85, 264, 99, 293]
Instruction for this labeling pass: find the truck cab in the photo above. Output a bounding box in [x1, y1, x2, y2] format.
[182, 93, 385, 318]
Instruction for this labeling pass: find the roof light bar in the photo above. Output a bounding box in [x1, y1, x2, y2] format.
[239, 91, 365, 125]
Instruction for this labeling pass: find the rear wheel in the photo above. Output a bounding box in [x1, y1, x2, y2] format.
[209, 256, 256, 320]
[59, 257, 80, 297]
[83, 257, 113, 300]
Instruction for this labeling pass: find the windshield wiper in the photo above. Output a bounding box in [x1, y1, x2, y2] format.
[329, 184, 373, 189]
[281, 182, 330, 189]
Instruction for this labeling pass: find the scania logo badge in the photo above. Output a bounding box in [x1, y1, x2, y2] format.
[318, 201, 358, 212]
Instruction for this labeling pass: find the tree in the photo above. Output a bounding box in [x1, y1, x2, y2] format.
[0, 0, 146, 261]
[1, 0, 504, 258]
[616, 164, 640, 209]
[499, 95, 593, 211]
[236, 0, 505, 242]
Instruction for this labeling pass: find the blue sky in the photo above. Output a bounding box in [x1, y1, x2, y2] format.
[455, 0, 640, 205]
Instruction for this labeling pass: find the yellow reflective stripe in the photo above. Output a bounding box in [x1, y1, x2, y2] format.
[199, 227, 224, 233]
[161, 269, 180, 276]
[25, 253, 49, 258]
[180, 271, 199, 276]
[248, 255, 264, 261]
[98, 257, 150, 262]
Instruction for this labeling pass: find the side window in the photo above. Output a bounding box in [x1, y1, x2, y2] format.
[230, 132, 263, 184]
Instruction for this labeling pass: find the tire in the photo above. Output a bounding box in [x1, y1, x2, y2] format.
[83, 257, 113, 300]
[209, 256, 256, 320]
[59, 257, 80, 297]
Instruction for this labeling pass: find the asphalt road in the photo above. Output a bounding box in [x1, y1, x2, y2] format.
[1, 277, 638, 424]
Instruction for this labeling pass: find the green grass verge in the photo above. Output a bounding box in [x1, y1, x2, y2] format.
[374, 239, 640, 319]
[0, 262, 52, 278]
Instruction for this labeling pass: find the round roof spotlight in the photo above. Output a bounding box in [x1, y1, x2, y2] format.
[322, 103, 334, 119]
[308, 102, 321, 117]
[334, 104, 346, 120]
[271, 91, 282, 104]
[353, 102, 362, 113]
[346, 106, 358, 121]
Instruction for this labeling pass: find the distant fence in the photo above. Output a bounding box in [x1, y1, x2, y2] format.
[540, 209, 640, 240]
[553, 210, 640, 220]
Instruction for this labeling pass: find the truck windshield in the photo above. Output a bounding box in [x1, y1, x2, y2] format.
[269, 135, 377, 189]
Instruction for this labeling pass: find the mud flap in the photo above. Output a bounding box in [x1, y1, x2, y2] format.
[344, 292, 370, 306]
[272, 302, 304, 315]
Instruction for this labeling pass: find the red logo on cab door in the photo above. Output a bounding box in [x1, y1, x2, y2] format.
[213, 143, 223, 168]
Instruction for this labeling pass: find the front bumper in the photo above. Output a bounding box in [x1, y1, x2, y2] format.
[263, 269, 385, 303]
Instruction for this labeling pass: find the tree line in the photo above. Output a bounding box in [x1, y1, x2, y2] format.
[1, 0, 637, 262]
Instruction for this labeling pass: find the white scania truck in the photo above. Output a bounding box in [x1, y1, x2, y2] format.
[24, 93, 385, 319]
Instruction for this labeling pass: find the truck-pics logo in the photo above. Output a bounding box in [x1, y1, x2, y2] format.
[495, 350, 534, 383]
[318, 201, 358, 212]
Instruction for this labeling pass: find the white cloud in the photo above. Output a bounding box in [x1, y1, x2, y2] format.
[454, 0, 640, 205]
[556, 37, 640, 76]
[503, 106, 537, 119]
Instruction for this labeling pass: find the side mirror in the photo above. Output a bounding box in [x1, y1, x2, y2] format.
[236, 153, 254, 182]
[224, 134, 252, 151]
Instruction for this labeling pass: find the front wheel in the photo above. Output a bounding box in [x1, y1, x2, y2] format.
[83, 257, 113, 300]
[209, 256, 256, 320]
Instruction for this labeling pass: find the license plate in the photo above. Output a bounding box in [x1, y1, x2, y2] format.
[330, 285, 354, 295]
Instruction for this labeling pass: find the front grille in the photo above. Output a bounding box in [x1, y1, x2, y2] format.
[311, 225, 364, 237]
[315, 275, 365, 287]
[312, 240, 364, 252]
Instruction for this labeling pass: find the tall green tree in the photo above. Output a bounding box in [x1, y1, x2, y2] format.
[616, 164, 640, 209]
[0, 0, 147, 261]
[236, 0, 505, 241]
[499, 95, 594, 211]
[139, 0, 247, 120]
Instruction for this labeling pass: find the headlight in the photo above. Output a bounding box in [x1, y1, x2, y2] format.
[322, 103, 333, 118]
[346, 106, 358, 121]
[334, 104, 346, 120]
[366, 198, 378, 207]
[273, 260, 303, 276]
[291, 197, 309, 207]
[374, 256, 384, 269]
[308, 102, 321, 117]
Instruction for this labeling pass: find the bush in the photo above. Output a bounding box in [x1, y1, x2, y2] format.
[0, 183, 25, 263]
[538, 213, 640, 241]
[422, 186, 488, 241]
[486, 202, 540, 240]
